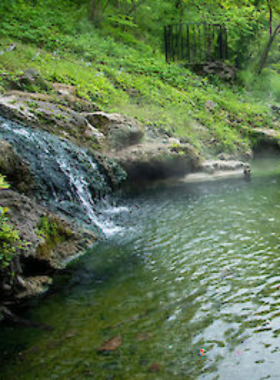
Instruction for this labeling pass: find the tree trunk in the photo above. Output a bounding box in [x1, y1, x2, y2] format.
[91, 0, 102, 25]
[91, 0, 96, 22]
[97, 0, 102, 25]
[258, 26, 280, 74]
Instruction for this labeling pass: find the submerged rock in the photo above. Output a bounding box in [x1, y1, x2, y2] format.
[243, 164, 251, 182]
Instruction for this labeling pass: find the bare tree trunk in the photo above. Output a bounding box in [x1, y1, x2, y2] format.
[91, 0, 102, 25]
[91, 0, 96, 22]
[267, 0, 273, 35]
[258, 26, 280, 74]
[98, 0, 102, 23]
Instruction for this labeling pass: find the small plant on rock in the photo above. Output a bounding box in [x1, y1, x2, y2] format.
[0, 174, 28, 270]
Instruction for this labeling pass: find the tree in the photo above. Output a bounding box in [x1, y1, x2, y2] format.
[258, 0, 280, 73]
[90, 0, 103, 25]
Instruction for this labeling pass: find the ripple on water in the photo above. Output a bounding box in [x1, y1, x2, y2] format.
[2, 168, 280, 378]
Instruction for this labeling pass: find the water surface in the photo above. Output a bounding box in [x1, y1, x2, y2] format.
[1, 160, 280, 379]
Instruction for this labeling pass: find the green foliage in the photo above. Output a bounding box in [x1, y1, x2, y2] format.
[238, 66, 280, 102]
[0, 206, 20, 269]
[0, 0, 278, 157]
[36, 216, 73, 259]
[0, 175, 28, 270]
[37, 216, 60, 242]
[0, 175, 9, 190]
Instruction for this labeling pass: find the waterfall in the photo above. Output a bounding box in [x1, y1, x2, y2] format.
[0, 116, 123, 236]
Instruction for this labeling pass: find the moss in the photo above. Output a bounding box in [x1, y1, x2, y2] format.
[0, 174, 28, 270]
[35, 216, 74, 260]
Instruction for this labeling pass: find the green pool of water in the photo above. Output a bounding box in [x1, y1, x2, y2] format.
[2, 159, 280, 379]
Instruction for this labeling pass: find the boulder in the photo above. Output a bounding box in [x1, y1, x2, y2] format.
[84, 112, 144, 151]
[205, 100, 217, 112]
[112, 140, 202, 184]
[0, 190, 94, 269]
[16, 276, 53, 299]
[0, 190, 96, 300]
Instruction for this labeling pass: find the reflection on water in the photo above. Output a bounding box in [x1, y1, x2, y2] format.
[2, 160, 280, 379]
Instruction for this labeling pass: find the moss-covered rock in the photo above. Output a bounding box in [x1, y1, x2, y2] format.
[0, 190, 96, 301]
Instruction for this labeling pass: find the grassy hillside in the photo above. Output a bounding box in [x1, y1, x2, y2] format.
[0, 1, 278, 158]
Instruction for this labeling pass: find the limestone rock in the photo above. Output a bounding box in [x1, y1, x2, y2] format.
[0, 140, 34, 193]
[84, 111, 144, 151]
[0, 92, 102, 148]
[0, 93, 38, 123]
[0, 190, 95, 269]
[201, 160, 245, 174]
[112, 141, 202, 184]
[52, 83, 77, 97]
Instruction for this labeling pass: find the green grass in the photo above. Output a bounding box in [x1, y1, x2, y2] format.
[0, 1, 277, 158]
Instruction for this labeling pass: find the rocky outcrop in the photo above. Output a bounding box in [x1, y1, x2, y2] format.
[111, 140, 202, 185]
[182, 159, 250, 183]
[193, 61, 237, 81]
[200, 160, 245, 174]
[84, 111, 144, 151]
[250, 127, 280, 145]
[82, 112, 203, 185]
[0, 89, 203, 186]
[0, 89, 103, 149]
[0, 189, 95, 301]
[9, 68, 53, 93]
[0, 140, 34, 193]
[0, 140, 96, 305]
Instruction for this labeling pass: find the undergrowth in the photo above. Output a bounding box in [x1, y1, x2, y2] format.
[0, 1, 277, 157]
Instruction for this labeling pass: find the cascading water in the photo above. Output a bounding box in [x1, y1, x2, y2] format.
[0, 116, 124, 236]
